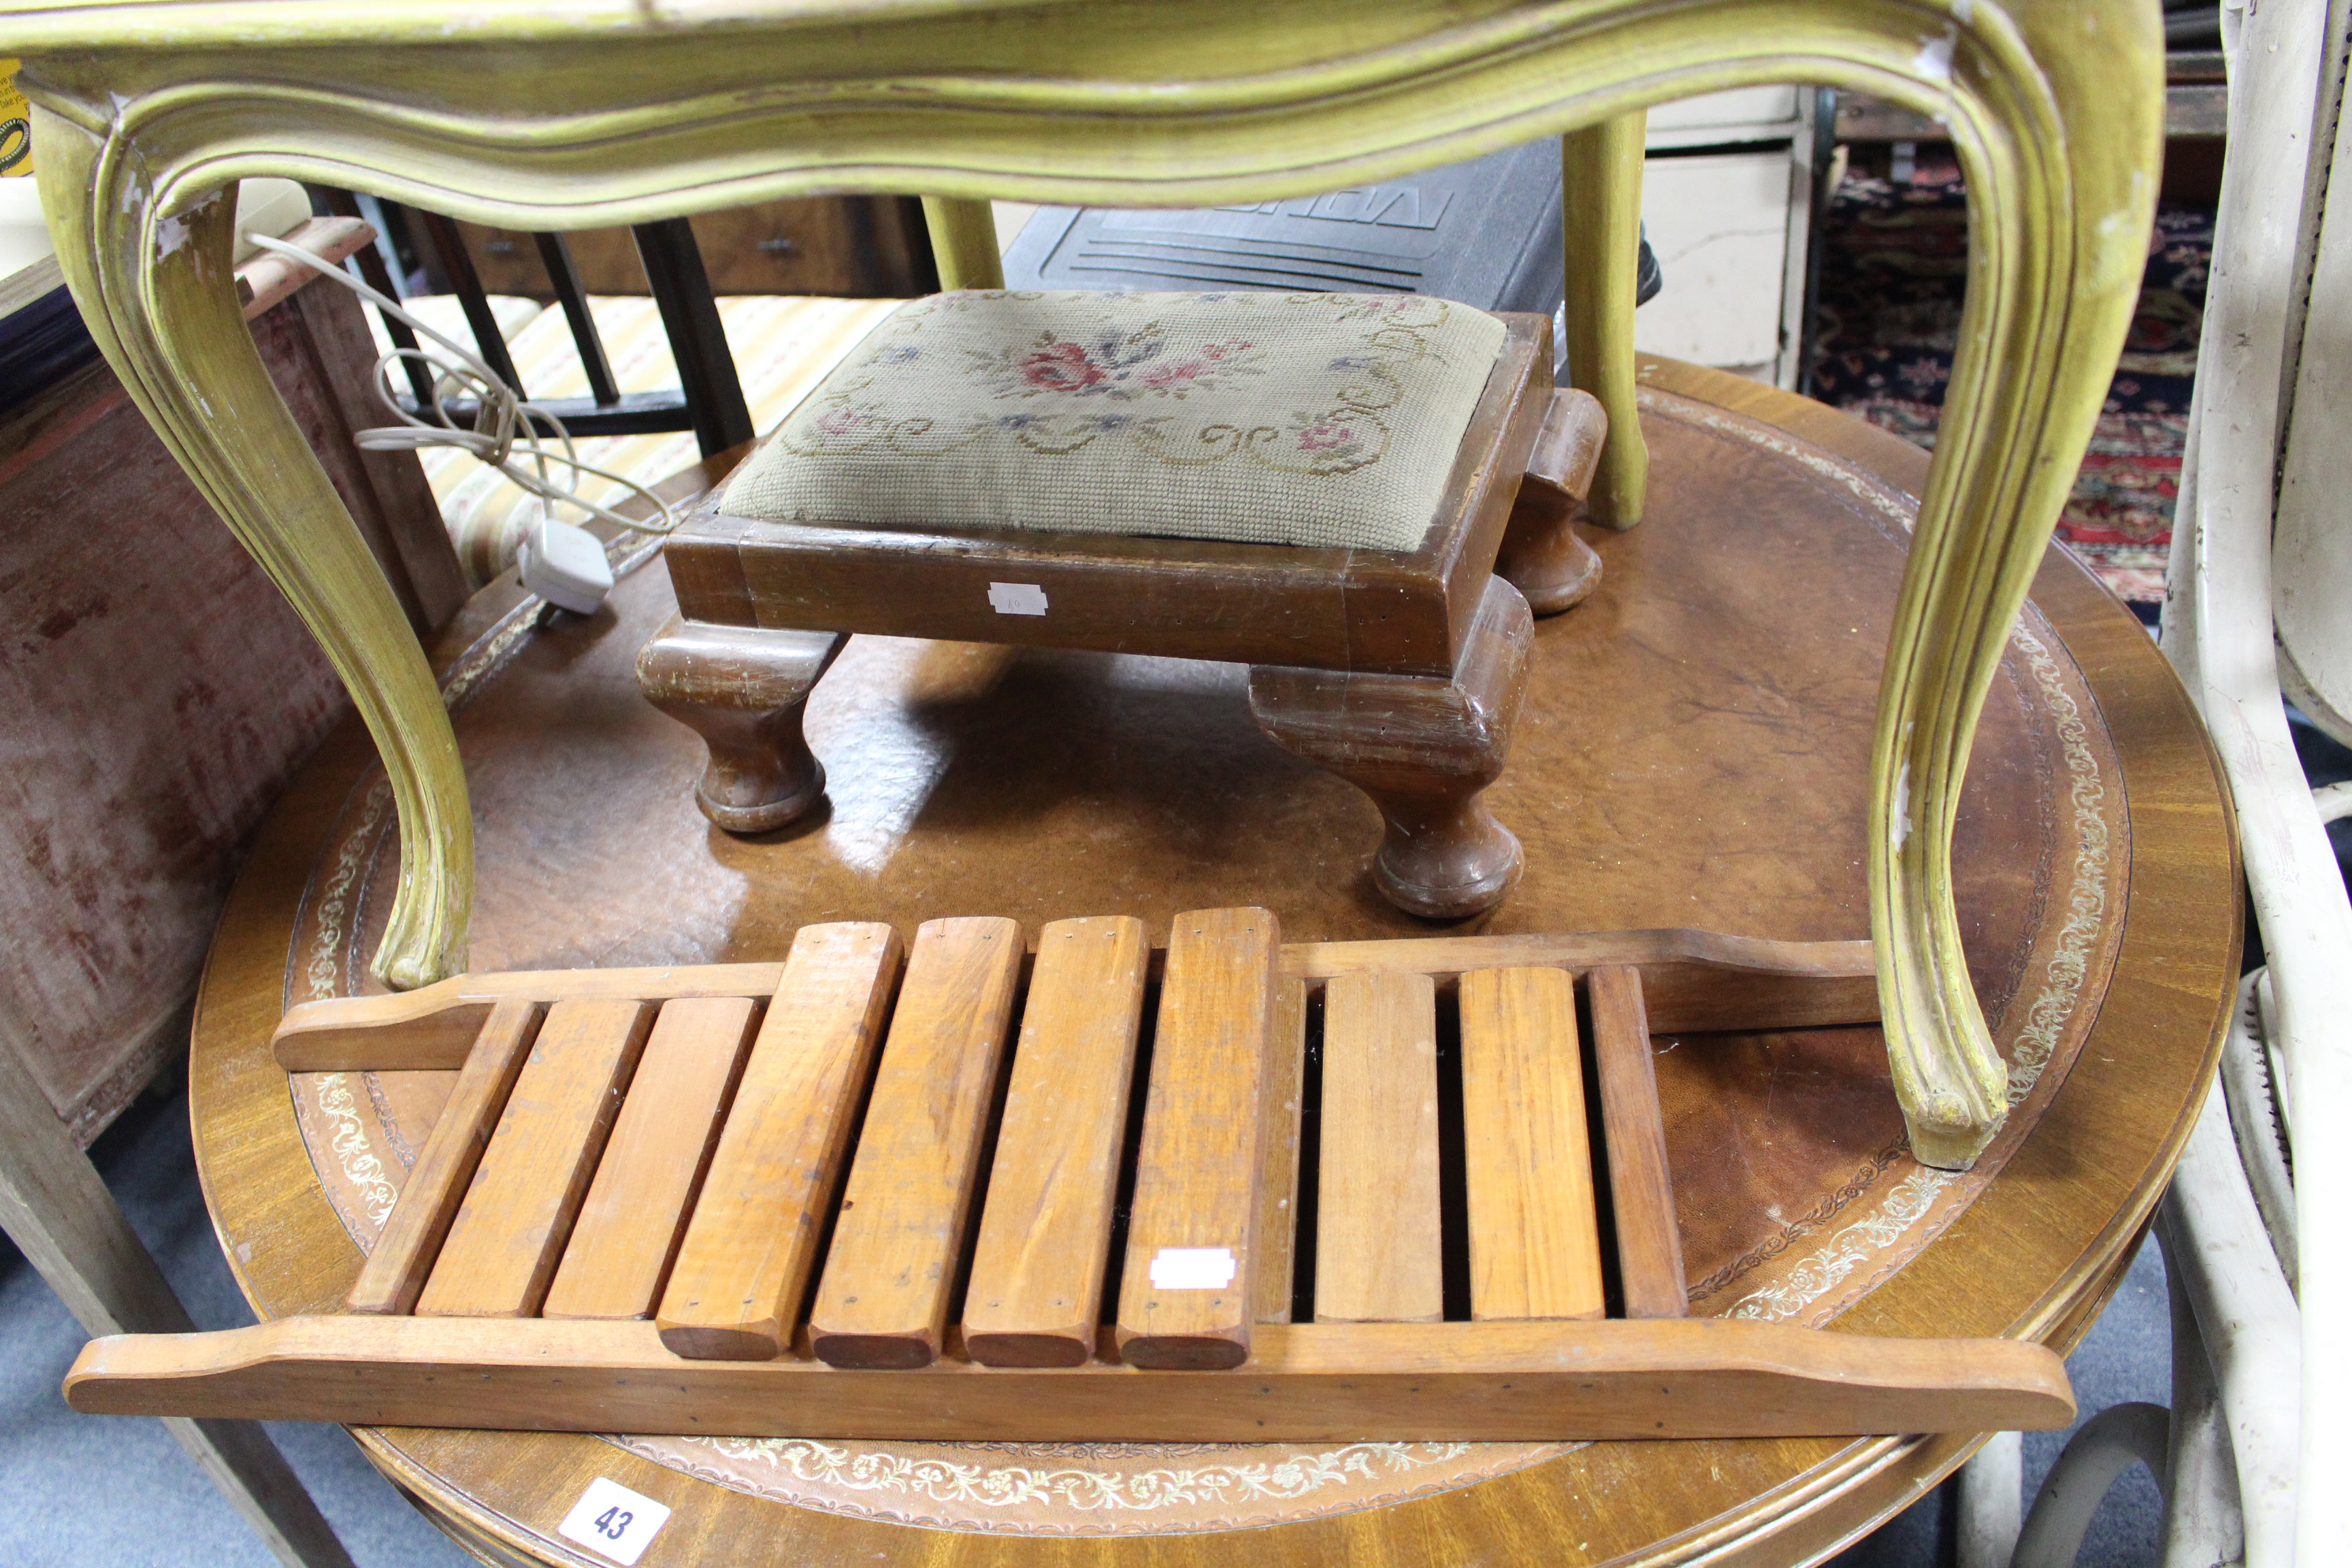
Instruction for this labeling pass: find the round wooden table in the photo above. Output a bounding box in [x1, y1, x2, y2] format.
[189, 362, 2237, 1567]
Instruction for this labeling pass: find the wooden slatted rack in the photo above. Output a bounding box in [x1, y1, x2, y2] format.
[65, 911, 2074, 1441]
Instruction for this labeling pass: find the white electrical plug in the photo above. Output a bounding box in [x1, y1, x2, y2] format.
[516, 514, 615, 615]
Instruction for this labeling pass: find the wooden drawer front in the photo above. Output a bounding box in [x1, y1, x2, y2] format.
[451, 198, 934, 299]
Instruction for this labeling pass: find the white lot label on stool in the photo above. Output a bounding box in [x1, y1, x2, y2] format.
[988, 581, 1049, 615]
[1149, 1246, 1237, 1289]
[556, 1477, 670, 1566]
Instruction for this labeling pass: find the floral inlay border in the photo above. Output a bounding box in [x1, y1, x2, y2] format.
[602, 1435, 1556, 1537]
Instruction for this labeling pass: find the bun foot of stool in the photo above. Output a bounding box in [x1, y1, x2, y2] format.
[1496, 512, 1603, 616]
[636, 617, 847, 834]
[1499, 385, 1609, 617]
[1250, 576, 1533, 919]
[1371, 801, 1524, 919]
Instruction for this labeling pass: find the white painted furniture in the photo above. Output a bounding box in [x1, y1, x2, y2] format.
[1959, 1, 2351, 1561]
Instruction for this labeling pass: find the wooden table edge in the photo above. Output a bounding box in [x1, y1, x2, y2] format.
[183, 361, 2240, 1568]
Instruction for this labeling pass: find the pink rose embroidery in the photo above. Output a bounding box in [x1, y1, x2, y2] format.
[1297, 422, 1355, 451]
[1021, 342, 1107, 392]
[1140, 338, 1256, 389]
[816, 409, 866, 436]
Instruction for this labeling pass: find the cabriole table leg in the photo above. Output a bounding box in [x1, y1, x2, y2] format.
[1561, 112, 1651, 532]
[34, 108, 471, 990]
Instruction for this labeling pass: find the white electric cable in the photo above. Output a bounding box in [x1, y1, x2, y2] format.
[247, 231, 680, 542]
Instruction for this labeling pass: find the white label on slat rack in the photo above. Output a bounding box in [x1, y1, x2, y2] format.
[557, 1477, 670, 1565]
[1149, 1247, 1237, 1290]
[988, 581, 1049, 615]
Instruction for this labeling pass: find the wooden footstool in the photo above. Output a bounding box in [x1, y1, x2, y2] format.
[642, 290, 1605, 918]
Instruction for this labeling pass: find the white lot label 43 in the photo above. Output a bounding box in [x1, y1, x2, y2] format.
[557, 1477, 671, 1566]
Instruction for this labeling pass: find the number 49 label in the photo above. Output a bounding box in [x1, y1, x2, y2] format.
[557, 1477, 671, 1566]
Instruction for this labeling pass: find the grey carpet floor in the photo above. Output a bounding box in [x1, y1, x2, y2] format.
[1826, 1239, 2173, 1568]
[0, 1089, 472, 1568]
[1, 1085, 2171, 1567]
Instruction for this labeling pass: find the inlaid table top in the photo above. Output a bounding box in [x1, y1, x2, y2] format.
[188, 362, 2236, 1567]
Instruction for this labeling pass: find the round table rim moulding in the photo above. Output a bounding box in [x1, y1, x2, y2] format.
[182, 358, 2238, 1568]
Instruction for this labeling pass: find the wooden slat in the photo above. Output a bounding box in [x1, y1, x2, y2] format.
[541, 997, 760, 1321]
[1458, 967, 1605, 1322]
[346, 1000, 542, 1315]
[962, 915, 1149, 1368]
[808, 917, 1024, 1369]
[1313, 970, 1441, 1324]
[1115, 907, 1279, 1371]
[232, 215, 375, 320]
[656, 923, 903, 1360]
[66, 1316, 2078, 1442]
[1254, 975, 1309, 1324]
[1283, 929, 1878, 1034]
[1589, 965, 1689, 1318]
[274, 962, 786, 1071]
[414, 999, 654, 1318]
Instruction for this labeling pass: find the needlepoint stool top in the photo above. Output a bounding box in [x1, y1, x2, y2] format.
[720, 289, 1510, 553]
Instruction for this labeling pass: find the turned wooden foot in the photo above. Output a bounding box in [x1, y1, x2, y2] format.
[636, 616, 847, 833]
[1496, 386, 1607, 615]
[1496, 502, 1603, 614]
[1249, 576, 1533, 919]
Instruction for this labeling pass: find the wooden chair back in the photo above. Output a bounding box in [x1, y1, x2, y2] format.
[316, 187, 759, 459]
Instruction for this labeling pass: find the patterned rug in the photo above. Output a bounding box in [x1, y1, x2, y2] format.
[1808, 155, 2211, 604]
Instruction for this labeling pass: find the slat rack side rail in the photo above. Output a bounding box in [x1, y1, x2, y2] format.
[66, 913, 2074, 1443]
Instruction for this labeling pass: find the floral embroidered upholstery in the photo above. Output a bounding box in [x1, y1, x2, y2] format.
[720, 290, 1511, 553]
